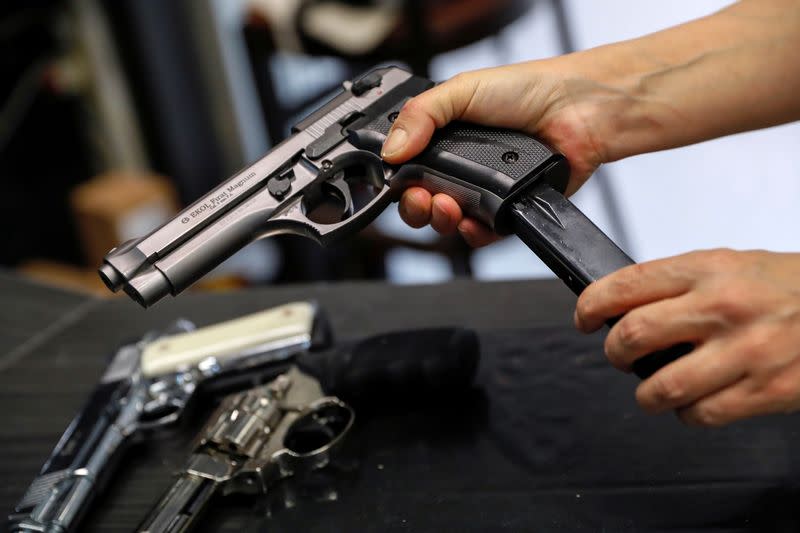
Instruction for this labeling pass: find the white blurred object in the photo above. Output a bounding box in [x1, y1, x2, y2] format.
[248, 0, 400, 55]
[247, 0, 306, 52]
[472, 237, 552, 280]
[301, 2, 400, 55]
[385, 248, 453, 284]
[373, 207, 440, 244]
[209, 240, 282, 283]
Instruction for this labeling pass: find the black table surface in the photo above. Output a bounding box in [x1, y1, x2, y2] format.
[1, 271, 798, 532]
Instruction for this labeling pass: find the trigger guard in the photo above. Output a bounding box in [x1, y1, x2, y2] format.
[139, 397, 185, 429]
[266, 183, 394, 246]
[271, 397, 354, 478]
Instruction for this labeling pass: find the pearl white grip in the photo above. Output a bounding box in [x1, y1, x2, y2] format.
[140, 302, 316, 378]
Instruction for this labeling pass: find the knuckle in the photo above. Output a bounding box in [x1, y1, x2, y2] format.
[616, 315, 647, 351]
[449, 72, 471, 86]
[735, 325, 774, 362]
[398, 205, 423, 228]
[399, 97, 424, 119]
[699, 248, 740, 271]
[460, 231, 480, 248]
[448, 71, 480, 94]
[410, 76, 468, 122]
[648, 372, 688, 406]
[609, 264, 645, 294]
[764, 376, 800, 408]
[575, 293, 597, 323]
[603, 336, 625, 370]
[705, 283, 750, 322]
[706, 247, 736, 263]
[401, 95, 421, 112]
[691, 403, 727, 427]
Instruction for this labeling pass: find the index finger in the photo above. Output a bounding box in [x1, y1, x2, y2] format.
[575, 252, 705, 333]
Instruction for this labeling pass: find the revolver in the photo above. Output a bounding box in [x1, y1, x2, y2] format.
[8, 302, 329, 533]
[99, 65, 689, 379]
[137, 327, 480, 533]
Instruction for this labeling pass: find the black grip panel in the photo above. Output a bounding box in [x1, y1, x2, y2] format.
[427, 123, 557, 185]
[411, 122, 571, 233]
[360, 100, 557, 186]
[511, 182, 693, 380]
[348, 75, 569, 232]
[296, 328, 479, 402]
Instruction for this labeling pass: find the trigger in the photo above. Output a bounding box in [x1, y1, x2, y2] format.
[328, 172, 354, 218]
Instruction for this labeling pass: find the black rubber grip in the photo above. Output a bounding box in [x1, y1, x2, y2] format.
[348, 74, 569, 232]
[361, 97, 556, 185]
[296, 328, 480, 401]
[358, 92, 568, 196]
[428, 123, 556, 184]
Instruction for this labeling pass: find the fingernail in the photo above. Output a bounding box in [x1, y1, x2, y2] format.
[381, 127, 407, 158]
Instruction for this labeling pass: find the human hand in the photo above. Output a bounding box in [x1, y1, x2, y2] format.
[574, 249, 800, 426]
[383, 0, 800, 247]
[381, 58, 621, 246]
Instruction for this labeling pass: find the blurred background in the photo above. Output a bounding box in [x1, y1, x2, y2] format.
[1, 0, 797, 296]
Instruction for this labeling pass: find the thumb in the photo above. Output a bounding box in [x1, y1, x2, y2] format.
[380, 73, 478, 164]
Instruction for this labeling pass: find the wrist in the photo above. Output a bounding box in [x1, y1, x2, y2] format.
[561, 1, 800, 162]
[561, 43, 679, 163]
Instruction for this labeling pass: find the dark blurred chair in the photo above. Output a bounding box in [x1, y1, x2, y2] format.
[297, 0, 533, 76]
[245, 0, 533, 141]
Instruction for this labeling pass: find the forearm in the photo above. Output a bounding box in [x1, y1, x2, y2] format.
[563, 0, 800, 162]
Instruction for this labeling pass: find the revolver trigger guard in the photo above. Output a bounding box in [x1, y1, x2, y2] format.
[272, 397, 354, 479]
